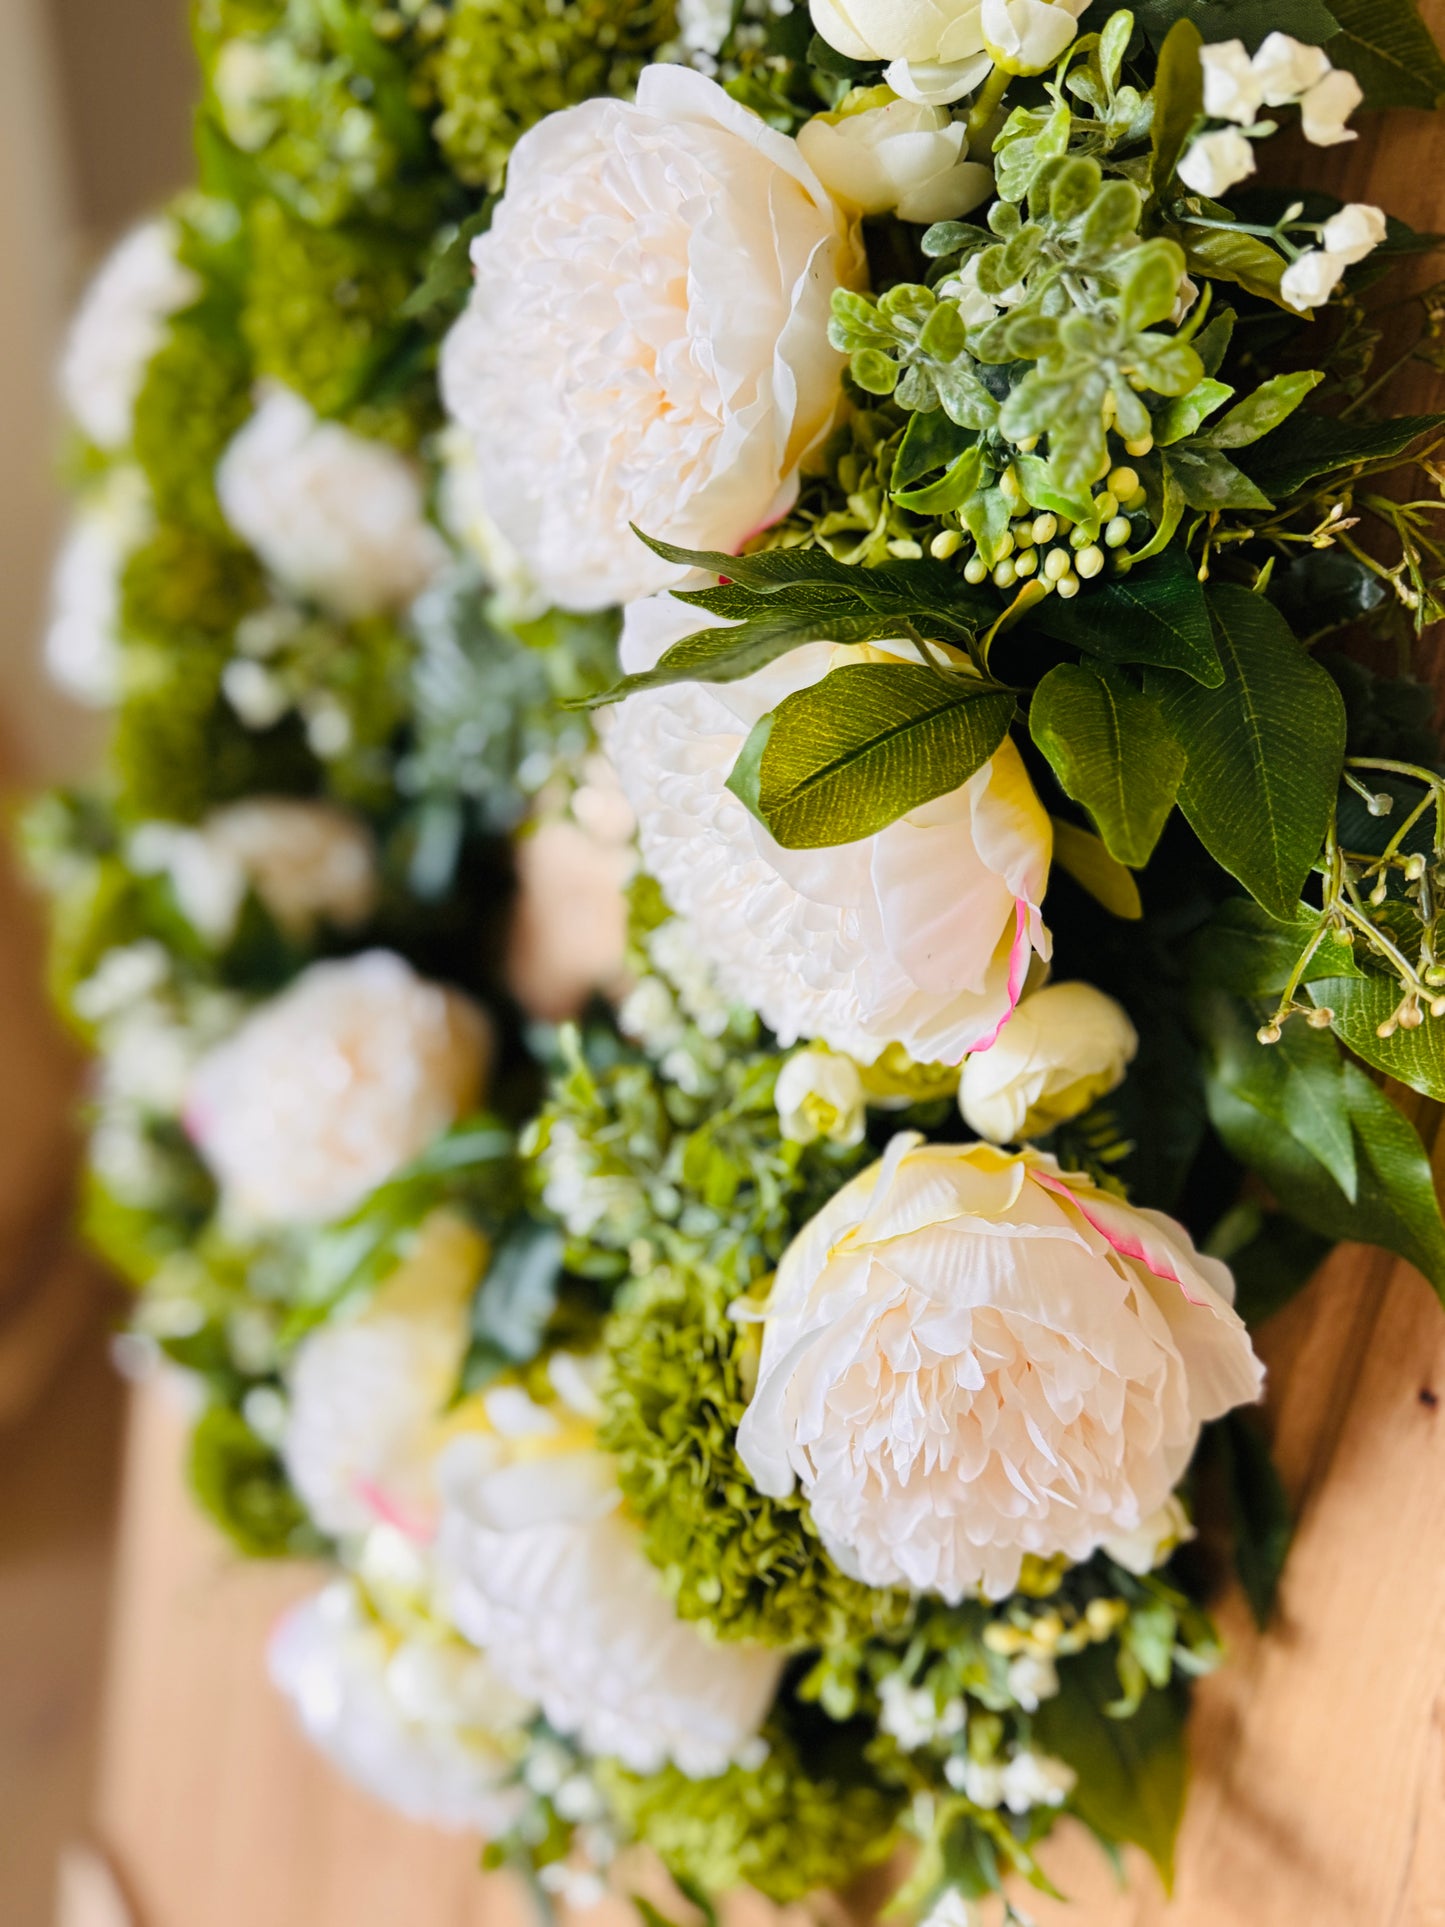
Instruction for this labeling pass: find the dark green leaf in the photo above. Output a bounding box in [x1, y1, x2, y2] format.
[1235, 411, 1445, 502]
[1310, 972, 1445, 1102]
[1195, 371, 1323, 449]
[464, 1218, 565, 1388]
[1197, 987, 1357, 1198]
[1035, 1645, 1188, 1889]
[1031, 545, 1223, 685]
[1150, 17, 1204, 188]
[893, 445, 988, 514]
[1150, 586, 1346, 918]
[1030, 663, 1184, 867]
[1186, 899, 1365, 997]
[1211, 1410, 1292, 1628]
[1152, 378, 1235, 446]
[1135, 0, 1340, 51]
[741, 664, 1015, 849]
[1164, 446, 1275, 512]
[1326, 0, 1445, 109]
[892, 410, 979, 492]
[1051, 817, 1143, 918]
[1208, 1201, 1332, 1324]
[1176, 224, 1289, 308]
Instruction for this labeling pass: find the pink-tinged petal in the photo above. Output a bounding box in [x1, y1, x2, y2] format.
[1027, 1168, 1211, 1307]
[968, 900, 1031, 1055]
[353, 1475, 433, 1543]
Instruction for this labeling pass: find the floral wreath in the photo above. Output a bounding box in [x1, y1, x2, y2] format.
[26, 0, 1445, 1917]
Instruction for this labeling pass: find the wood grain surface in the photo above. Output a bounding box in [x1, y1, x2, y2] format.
[83, 28, 1445, 1927]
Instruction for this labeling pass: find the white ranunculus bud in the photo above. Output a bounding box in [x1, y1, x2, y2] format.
[282, 1211, 486, 1539]
[605, 596, 1052, 1067]
[1299, 66, 1363, 145]
[981, 0, 1089, 76]
[736, 1134, 1265, 1601]
[217, 385, 448, 618]
[130, 799, 378, 947]
[1102, 1492, 1195, 1575]
[43, 467, 152, 707]
[269, 1578, 532, 1834]
[436, 1397, 781, 1777]
[1200, 38, 1262, 123]
[775, 1048, 868, 1148]
[797, 90, 993, 224]
[1250, 31, 1330, 106]
[1321, 201, 1387, 265]
[958, 980, 1137, 1144]
[1177, 125, 1257, 197]
[1280, 246, 1347, 313]
[186, 951, 489, 1228]
[59, 219, 199, 450]
[440, 68, 863, 613]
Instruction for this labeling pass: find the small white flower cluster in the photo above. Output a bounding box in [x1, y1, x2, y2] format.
[617, 914, 741, 1094]
[59, 218, 198, 451]
[44, 466, 151, 709]
[536, 1117, 649, 1243]
[944, 1745, 1076, 1814]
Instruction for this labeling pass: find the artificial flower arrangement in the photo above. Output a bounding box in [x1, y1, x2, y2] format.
[24, 0, 1445, 1919]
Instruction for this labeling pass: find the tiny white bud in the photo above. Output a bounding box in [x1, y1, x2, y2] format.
[931, 529, 964, 559]
[1124, 433, 1154, 457]
[1055, 572, 1080, 599]
[1031, 513, 1058, 544]
[1108, 466, 1139, 500]
[1014, 547, 1038, 576]
[1043, 547, 1071, 582]
[1075, 545, 1105, 579]
[963, 554, 989, 584]
[993, 557, 1017, 587]
[1105, 515, 1132, 548]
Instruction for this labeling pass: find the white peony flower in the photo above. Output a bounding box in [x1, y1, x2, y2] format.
[43, 467, 151, 707]
[736, 1133, 1265, 1602]
[217, 385, 448, 618]
[981, 0, 1090, 76]
[796, 90, 992, 224]
[269, 1578, 531, 1834]
[1199, 38, 1262, 123]
[282, 1212, 486, 1539]
[1280, 247, 1347, 313]
[186, 950, 490, 1228]
[440, 67, 862, 612]
[1322, 201, 1388, 264]
[775, 1048, 868, 1148]
[1299, 66, 1363, 146]
[605, 595, 1051, 1065]
[506, 763, 636, 1022]
[59, 219, 198, 450]
[129, 799, 378, 947]
[1102, 1492, 1195, 1575]
[436, 1399, 781, 1777]
[958, 980, 1137, 1144]
[1177, 126, 1257, 197]
[435, 424, 547, 622]
[1250, 31, 1330, 106]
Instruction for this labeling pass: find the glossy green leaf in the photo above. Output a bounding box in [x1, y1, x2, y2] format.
[892, 444, 988, 514]
[1035, 1646, 1187, 1889]
[1310, 972, 1445, 1102]
[1030, 545, 1222, 685]
[735, 663, 1015, 849]
[1051, 817, 1143, 919]
[1152, 378, 1235, 446]
[892, 409, 979, 492]
[1194, 371, 1324, 449]
[1326, 0, 1445, 109]
[1150, 586, 1346, 919]
[1163, 446, 1275, 512]
[1235, 410, 1445, 501]
[1030, 663, 1184, 867]
[1177, 223, 1290, 308]
[1186, 899, 1365, 997]
[1198, 987, 1356, 1199]
[1150, 17, 1204, 188]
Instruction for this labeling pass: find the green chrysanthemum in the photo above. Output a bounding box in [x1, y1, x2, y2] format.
[132, 312, 253, 533]
[601, 1269, 913, 1648]
[121, 520, 266, 646]
[241, 197, 431, 438]
[431, 0, 677, 192]
[596, 1722, 903, 1906]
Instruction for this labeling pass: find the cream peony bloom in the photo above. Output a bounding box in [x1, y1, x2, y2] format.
[43, 466, 152, 708]
[436, 1389, 781, 1777]
[440, 67, 862, 612]
[797, 90, 992, 224]
[217, 385, 448, 618]
[270, 1578, 531, 1833]
[809, 0, 1086, 105]
[736, 1134, 1264, 1601]
[958, 980, 1137, 1144]
[59, 219, 198, 450]
[129, 799, 378, 947]
[282, 1212, 486, 1539]
[186, 951, 490, 1228]
[604, 595, 1051, 1065]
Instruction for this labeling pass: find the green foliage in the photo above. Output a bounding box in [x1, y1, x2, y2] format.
[1031, 546, 1221, 684]
[1187, 899, 1363, 1000]
[1235, 411, 1445, 504]
[1326, 0, 1445, 110]
[596, 1724, 904, 1906]
[1034, 1643, 1188, 1889]
[1148, 586, 1346, 919]
[601, 1267, 912, 1647]
[432, 0, 676, 191]
[1030, 662, 1184, 867]
[188, 1401, 321, 1557]
[1310, 971, 1445, 1104]
[120, 520, 266, 646]
[241, 197, 427, 434]
[728, 663, 1016, 851]
[1206, 1410, 1292, 1628]
[132, 312, 253, 533]
[1134, 0, 1340, 52]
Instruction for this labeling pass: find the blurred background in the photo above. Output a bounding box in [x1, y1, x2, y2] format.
[1, 0, 192, 1919]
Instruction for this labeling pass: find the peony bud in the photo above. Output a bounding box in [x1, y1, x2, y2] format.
[796, 89, 992, 224]
[958, 981, 1137, 1144]
[775, 1047, 868, 1148]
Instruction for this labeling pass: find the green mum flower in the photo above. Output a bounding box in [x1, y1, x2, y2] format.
[431, 0, 677, 192]
[601, 1268, 913, 1648]
[596, 1722, 904, 1905]
[132, 312, 253, 533]
[242, 198, 430, 437]
[121, 520, 266, 646]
